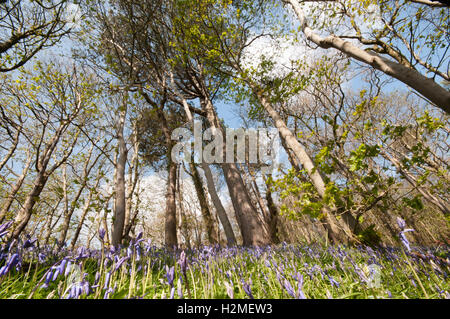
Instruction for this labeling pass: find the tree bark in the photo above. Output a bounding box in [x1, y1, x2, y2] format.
[58, 163, 71, 247]
[123, 124, 140, 241]
[0, 151, 32, 223]
[0, 129, 21, 173]
[111, 105, 128, 247]
[189, 160, 218, 245]
[165, 158, 178, 248]
[201, 162, 237, 246]
[176, 166, 192, 249]
[11, 172, 50, 239]
[264, 175, 280, 244]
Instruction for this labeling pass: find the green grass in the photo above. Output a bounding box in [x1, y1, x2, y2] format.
[0, 243, 448, 299]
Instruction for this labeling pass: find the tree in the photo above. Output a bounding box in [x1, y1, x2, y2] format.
[0, 60, 101, 239]
[110, 91, 128, 247]
[200, 162, 237, 246]
[166, 0, 357, 243]
[188, 159, 219, 245]
[83, 0, 272, 246]
[281, 0, 450, 114]
[138, 90, 185, 248]
[0, 0, 74, 72]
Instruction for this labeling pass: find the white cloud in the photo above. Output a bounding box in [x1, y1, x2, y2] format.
[65, 3, 82, 29]
[241, 34, 310, 80]
[299, 0, 383, 36]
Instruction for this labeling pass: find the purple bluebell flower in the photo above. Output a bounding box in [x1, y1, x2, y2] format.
[127, 246, 133, 258]
[98, 228, 106, 242]
[134, 232, 144, 249]
[58, 259, 68, 274]
[94, 271, 101, 286]
[283, 279, 296, 298]
[109, 245, 118, 255]
[103, 271, 112, 289]
[0, 221, 12, 239]
[67, 283, 83, 299]
[178, 251, 187, 276]
[40, 270, 54, 289]
[0, 265, 8, 277]
[0, 253, 19, 277]
[327, 274, 340, 288]
[396, 217, 406, 230]
[113, 256, 130, 272]
[396, 217, 415, 251]
[75, 247, 90, 261]
[144, 239, 153, 254]
[23, 237, 37, 249]
[135, 247, 142, 261]
[242, 279, 254, 299]
[399, 230, 414, 252]
[355, 266, 368, 284]
[81, 274, 91, 296]
[103, 258, 111, 268]
[165, 265, 175, 287]
[103, 287, 114, 299]
[48, 258, 68, 282]
[295, 273, 306, 299]
[52, 268, 61, 281]
[38, 253, 46, 264]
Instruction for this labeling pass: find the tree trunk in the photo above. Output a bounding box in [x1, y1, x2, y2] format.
[70, 170, 103, 250]
[9, 125, 72, 239]
[242, 164, 272, 236]
[58, 163, 71, 247]
[102, 200, 111, 246]
[43, 197, 63, 245]
[111, 104, 128, 247]
[70, 190, 94, 250]
[201, 95, 271, 246]
[176, 167, 192, 249]
[189, 160, 218, 245]
[201, 163, 237, 246]
[141, 90, 179, 248]
[0, 151, 32, 223]
[123, 127, 140, 240]
[165, 158, 178, 248]
[253, 89, 355, 243]
[264, 175, 280, 244]
[10, 172, 49, 239]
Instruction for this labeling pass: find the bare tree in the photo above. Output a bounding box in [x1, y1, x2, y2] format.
[282, 0, 450, 114]
[0, 0, 73, 72]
